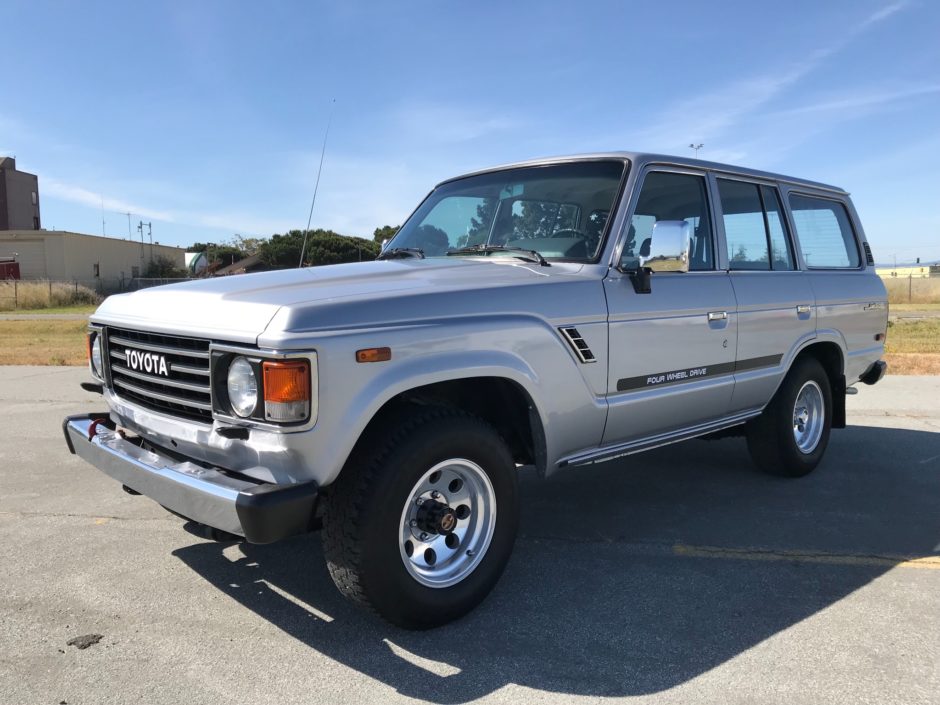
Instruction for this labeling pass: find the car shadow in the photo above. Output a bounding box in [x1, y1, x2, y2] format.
[172, 424, 940, 702]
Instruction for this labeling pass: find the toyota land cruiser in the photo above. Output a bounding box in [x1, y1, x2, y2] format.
[64, 152, 888, 628]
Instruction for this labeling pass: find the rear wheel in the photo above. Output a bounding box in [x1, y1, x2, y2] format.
[322, 407, 519, 629]
[746, 357, 833, 477]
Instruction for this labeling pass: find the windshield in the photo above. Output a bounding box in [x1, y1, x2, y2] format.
[387, 160, 626, 262]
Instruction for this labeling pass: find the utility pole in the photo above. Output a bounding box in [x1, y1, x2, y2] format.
[124, 212, 132, 240]
[141, 221, 153, 264]
[689, 143, 704, 158]
[137, 221, 146, 270]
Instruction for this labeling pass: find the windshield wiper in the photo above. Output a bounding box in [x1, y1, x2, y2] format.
[376, 247, 425, 261]
[446, 244, 550, 267]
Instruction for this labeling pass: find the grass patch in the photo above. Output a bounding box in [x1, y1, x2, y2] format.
[883, 319, 940, 375]
[0, 320, 88, 366]
[886, 319, 940, 354]
[0, 280, 101, 311]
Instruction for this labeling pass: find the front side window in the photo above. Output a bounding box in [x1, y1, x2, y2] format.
[622, 171, 713, 271]
[388, 161, 626, 261]
[789, 194, 860, 268]
[718, 179, 794, 271]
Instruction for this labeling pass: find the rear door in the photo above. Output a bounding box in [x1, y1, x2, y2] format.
[712, 176, 816, 412]
[783, 190, 888, 382]
[602, 167, 738, 445]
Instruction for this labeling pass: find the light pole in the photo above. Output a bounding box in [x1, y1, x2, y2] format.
[689, 143, 704, 158]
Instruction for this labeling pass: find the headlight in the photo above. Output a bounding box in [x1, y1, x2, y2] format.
[226, 356, 258, 417]
[89, 333, 104, 378]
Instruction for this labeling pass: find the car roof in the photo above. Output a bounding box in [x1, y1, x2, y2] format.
[438, 151, 847, 195]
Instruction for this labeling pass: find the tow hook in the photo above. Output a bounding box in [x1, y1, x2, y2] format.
[87, 418, 109, 441]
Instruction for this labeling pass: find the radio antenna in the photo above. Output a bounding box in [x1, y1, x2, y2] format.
[299, 98, 336, 267]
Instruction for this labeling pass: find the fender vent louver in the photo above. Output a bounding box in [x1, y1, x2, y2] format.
[862, 242, 875, 265]
[560, 327, 596, 363]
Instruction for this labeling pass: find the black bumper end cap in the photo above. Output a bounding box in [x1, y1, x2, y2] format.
[860, 360, 887, 386]
[235, 480, 320, 544]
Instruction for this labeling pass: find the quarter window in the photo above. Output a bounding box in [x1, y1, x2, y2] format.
[789, 194, 860, 268]
[624, 171, 713, 271]
[718, 179, 794, 271]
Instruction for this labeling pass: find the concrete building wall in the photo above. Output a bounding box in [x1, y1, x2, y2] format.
[0, 230, 185, 281]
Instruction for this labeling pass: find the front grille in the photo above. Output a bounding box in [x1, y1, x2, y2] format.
[104, 327, 213, 424]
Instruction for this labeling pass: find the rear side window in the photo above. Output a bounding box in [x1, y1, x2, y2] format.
[718, 179, 794, 271]
[789, 194, 860, 268]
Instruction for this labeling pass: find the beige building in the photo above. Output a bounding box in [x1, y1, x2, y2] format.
[0, 230, 185, 282]
[875, 265, 935, 279]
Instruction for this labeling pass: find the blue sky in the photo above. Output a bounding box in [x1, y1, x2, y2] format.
[1, 0, 938, 262]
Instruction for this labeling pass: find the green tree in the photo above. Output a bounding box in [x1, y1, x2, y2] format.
[186, 241, 247, 267]
[373, 225, 399, 244]
[143, 256, 189, 278]
[259, 229, 381, 268]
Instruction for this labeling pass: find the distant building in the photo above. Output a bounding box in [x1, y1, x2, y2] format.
[0, 230, 185, 282]
[0, 157, 41, 230]
[875, 265, 933, 279]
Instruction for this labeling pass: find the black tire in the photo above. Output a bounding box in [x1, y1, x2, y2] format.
[322, 406, 519, 629]
[746, 357, 833, 477]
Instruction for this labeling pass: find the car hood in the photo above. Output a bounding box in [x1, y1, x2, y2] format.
[92, 258, 583, 343]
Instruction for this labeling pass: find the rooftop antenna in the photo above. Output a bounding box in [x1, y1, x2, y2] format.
[299, 98, 337, 267]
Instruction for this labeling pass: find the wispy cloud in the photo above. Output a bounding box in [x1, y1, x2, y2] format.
[42, 177, 175, 222]
[771, 83, 940, 117]
[43, 176, 300, 237]
[859, 1, 908, 29]
[629, 0, 912, 156]
[392, 102, 520, 143]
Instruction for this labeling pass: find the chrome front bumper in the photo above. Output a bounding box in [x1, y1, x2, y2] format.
[63, 414, 318, 544]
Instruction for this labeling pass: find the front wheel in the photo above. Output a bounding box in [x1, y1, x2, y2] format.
[746, 357, 833, 477]
[322, 407, 519, 629]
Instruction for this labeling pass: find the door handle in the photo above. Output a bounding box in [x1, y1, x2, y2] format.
[707, 311, 728, 322]
[796, 304, 811, 315]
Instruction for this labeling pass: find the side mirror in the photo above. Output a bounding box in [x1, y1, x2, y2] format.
[627, 220, 692, 294]
[640, 220, 691, 273]
[380, 238, 390, 253]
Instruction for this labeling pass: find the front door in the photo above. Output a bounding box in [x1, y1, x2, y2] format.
[602, 168, 738, 446]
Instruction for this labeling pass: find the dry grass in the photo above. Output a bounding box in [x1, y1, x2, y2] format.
[0, 280, 101, 311]
[882, 277, 940, 305]
[0, 320, 88, 366]
[884, 353, 940, 375]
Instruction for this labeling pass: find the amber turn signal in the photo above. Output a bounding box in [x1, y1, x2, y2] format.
[356, 347, 391, 363]
[262, 360, 310, 402]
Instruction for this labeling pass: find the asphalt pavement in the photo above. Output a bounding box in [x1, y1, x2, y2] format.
[1, 366, 938, 705]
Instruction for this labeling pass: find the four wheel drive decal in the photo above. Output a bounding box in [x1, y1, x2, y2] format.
[617, 354, 783, 392]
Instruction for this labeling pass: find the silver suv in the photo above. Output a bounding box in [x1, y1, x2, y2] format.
[64, 152, 888, 628]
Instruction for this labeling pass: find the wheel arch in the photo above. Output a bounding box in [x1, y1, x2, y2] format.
[789, 339, 847, 429]
[349, 376, 548, 476]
